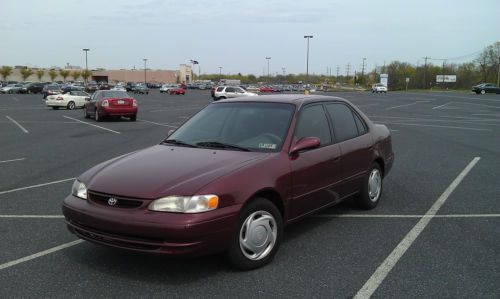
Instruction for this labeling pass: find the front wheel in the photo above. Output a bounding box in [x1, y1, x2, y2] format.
[481, 89, 486, 95]
[84, 107, 89, 118]
[228, 198, 282, 270]
[95, 110, 102, 122]
[355, 163, 383, 209]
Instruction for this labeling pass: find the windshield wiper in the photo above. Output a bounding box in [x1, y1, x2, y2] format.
[196, 141, 250, 152]
[161, 139, 198, 148]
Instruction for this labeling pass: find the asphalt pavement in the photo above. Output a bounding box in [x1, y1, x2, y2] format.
[0, 89, 499, 298]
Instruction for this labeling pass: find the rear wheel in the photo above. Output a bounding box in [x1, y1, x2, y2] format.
[356, 163, 383, 209]
[67, 101, 75, 110]
[228, 198, 282, 270]
[130, 114, 137, 121]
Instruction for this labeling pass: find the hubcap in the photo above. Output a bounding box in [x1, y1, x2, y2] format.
[239, 211, 277, 260]
[368, 169, 382, 202]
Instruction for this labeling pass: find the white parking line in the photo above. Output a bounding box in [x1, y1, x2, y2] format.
[63, 116, 121, 134]
[377, 121, 492, 131]
[139, 119, 178, 128]
[6, 116, 29, 133]
[0, 158, 25, 164]
[0, 240, 84, 271]
[0, 215, 64, 219]
[385, 102, 419, 110]
[311, 213, 500, 218]
[354, 157, 480, 299]
[0, 177, 75, 195]
[12, 96, 19, 102]
[432, 102, 452, 110]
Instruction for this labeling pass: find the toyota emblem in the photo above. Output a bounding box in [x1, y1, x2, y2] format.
[107, 198, 118, 206]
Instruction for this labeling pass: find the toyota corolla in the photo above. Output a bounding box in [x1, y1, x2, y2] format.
[63, 94, 394, 269]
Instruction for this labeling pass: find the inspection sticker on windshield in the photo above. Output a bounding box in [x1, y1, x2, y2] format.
[259, 143, 276, 149]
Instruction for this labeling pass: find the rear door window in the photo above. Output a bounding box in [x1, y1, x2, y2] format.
[325, 103, 359, 142]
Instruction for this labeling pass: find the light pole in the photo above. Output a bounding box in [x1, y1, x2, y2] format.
[218, 67, 222, 81]
[266, 57, 271, 83]
[496, 41, 500, 86]
[304, 35, 313, 86]
[361, 58, 366, 86]
[82, 48, 90, 84]
[143, 58, 147, 85]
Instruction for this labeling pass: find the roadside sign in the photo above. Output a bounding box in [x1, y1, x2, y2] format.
[406, 77, 410, 83]
[436, 75, 456, 83]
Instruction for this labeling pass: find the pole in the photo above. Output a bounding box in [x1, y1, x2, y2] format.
[143, 58, 147, 85]
[82, 48, 89, 84]
[497, 41, 500, 86]
[265, 57, 271, 83]
[304, 35, 313, 87]
[423, 56, 429, 89]
[361, 58, 366, 86]
[218, 67, 222, 81]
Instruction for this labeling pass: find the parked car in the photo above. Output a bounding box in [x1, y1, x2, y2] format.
[62, 85, 84, 93]
[214, 86, 258, 100]
[83, 90, 137, 121]
[111, 85, 126, 92]
[42, 85, 63, 98]
[168, 87, 186, 95]
[125, 82, 136, 92]
[372, 83, 388, 93]
[62, 94, 394, 269]
[85, 84, 99, 93]
[45, 91, 90, 110]
[471, 83, 500, 94]
[134, 84, 149, 94]
[259, 86, 274, 93]
[0, 83, 23, 94]
[160, 84, 178, 93]
[19, 82, 45, 94]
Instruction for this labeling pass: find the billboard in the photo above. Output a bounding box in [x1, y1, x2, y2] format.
[380, 74, 388, 87]
[436, 75, 456, 83]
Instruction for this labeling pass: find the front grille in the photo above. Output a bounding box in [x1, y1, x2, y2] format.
[88, 191, 143, 209]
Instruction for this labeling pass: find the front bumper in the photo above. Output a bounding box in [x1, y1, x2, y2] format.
[62, 194, 239, 256]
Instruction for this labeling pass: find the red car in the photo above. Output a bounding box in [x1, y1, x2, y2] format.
[83, 90, 137, 121]
[169, 87, 185, 95]
[63, 95, 394, 269]
[259, 86, 274, 93]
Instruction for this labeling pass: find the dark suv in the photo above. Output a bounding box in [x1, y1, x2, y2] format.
[19, 82, 44, 94]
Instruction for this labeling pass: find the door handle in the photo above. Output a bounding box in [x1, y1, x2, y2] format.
[332, 156, 340, 162]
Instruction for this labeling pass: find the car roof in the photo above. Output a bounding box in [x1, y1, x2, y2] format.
[218, 94, 349, 108]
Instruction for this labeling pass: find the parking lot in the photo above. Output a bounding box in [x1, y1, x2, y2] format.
[1, 89, 499, 298]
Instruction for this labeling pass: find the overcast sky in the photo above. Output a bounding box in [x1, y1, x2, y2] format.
[1, 0, 499, 75]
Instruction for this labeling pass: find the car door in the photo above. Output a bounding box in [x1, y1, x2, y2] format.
[325, 103, 373, 197]
[225, 87, 236, 98]
[289, 104, 342, 219]
[86, 92, 98, 115]
[74, 91, 88, 107]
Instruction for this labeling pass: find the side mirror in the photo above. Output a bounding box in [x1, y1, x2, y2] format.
[167, 129, 175, 136]
[290, 137, 320, 156]
[85, 97, 91, 101]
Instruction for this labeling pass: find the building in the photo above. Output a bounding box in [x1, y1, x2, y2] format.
[179, 64, 193, 83]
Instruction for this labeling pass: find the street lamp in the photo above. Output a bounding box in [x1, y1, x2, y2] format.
[82, 48, 90, 84]
[361, 58, 366, 86]
[304, 35, 313, 85]
[143, 58, 147, 85]
[265, 57, 271, 83]
[218, 66, 222, 81]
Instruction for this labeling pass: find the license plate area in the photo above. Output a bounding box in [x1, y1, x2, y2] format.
[117, 100, 125, 104]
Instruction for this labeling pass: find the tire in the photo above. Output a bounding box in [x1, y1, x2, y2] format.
[480, 89, 486, 95]
[95, 110, 102, 122]
[355, 163, 383, 209]
[67, 101, 75, 110]
[84, 107, 89, 119]
[130, 114, 137, 121]
[52, 106, 59, 110]
[228, 198, 283, 270]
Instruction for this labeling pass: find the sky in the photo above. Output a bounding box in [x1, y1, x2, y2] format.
[1, 0, 499, 76]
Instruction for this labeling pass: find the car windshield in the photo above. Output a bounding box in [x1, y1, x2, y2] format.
[102, 91, 130, 98]
[167, 102, 295, 152]
[47, 85, 60, 90]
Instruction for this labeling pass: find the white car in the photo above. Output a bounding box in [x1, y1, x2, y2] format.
[111, 85, 126, 92]
[45, 90, 90, 110]
[214, 86, 258, 100]
[160, 84, 179, 93]
[372, 83, 388, 93]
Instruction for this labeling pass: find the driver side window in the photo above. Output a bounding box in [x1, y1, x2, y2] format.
[294, 105, 332, 146]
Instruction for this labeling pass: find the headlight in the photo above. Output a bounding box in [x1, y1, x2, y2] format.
[71, 179, 87, 200]
[148, 195, 218, 213]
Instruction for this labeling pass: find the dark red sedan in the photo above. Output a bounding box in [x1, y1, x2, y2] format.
[83, 90, 138, 121]
[168, 87, 186, 95]
[63, 95, 394, 269]
[259, 86, 274, 93]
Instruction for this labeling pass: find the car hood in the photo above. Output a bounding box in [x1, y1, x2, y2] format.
[82, 145, 267, 199]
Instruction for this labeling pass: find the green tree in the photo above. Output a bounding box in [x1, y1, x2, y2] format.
[36, 69, 45, 81]
[48, 69, 58, 82]
[0, 66, 13, 81]
[20, 67, 34, 82]
[72, 70, 81, 81]
[59, 69, 70, 82]
[81, 70, 91, 82]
